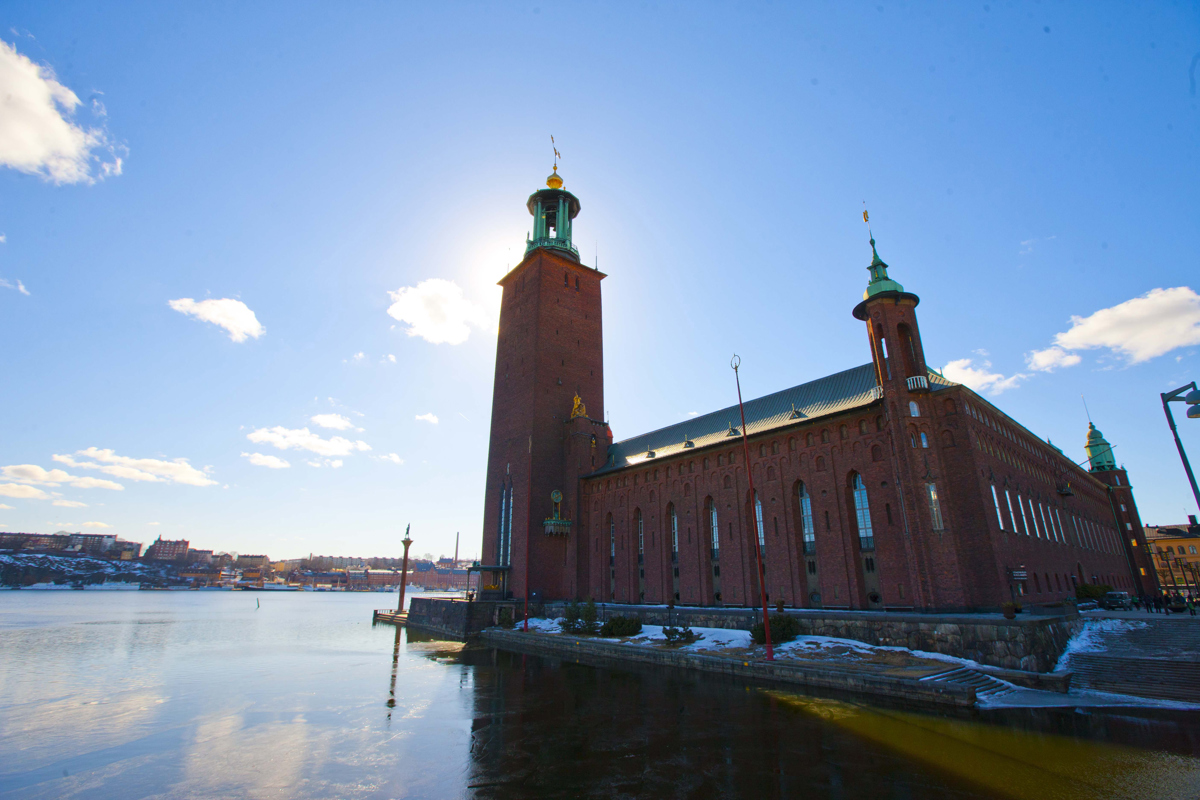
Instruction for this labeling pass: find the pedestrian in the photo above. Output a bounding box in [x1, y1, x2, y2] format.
[1188, 596, 1196, 618]
[1133, 596, 1141, 612]
[1153, 596, 1162, 614]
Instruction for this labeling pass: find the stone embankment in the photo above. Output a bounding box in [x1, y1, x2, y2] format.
[542, 603, 1084, 673]
[482, 628, 979, 708]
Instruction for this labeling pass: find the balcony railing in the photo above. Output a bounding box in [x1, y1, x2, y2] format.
[525, 236, 580, 259]
[543, 518, 572, 536]
[906, 375, 929, 393]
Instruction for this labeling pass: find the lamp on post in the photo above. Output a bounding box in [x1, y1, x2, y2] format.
[397, 524, 413, 614]
[1161, 383, 1200, 513]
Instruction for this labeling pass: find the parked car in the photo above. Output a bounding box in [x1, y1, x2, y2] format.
[1099, 591, 1132, 610]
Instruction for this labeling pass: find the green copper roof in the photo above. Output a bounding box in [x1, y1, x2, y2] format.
[593, 364, 956, 474]
[1084, 422, 1117, 472]
[863, 237, 904, 299]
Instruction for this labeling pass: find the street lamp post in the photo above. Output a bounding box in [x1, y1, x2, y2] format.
[397, 524, 413, 613]
[1161, 382, 1200, 513]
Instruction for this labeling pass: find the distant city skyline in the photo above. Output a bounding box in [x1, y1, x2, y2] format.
[1, 3, 1198, 559]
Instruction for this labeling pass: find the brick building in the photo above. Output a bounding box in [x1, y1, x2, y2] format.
[478, 170, 1157, 612]
[144, 537, 190, 562]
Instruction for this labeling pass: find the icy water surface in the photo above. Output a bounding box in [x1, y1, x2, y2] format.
[2, 591, 1199, 799]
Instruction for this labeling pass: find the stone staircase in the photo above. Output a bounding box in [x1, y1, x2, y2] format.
[1066, 617, 1200, 703]
[922, 667, 1017, 702]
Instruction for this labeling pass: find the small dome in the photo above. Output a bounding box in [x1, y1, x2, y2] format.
[546, 170, 563, 189]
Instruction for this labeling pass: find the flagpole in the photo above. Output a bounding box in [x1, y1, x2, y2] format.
[732, 355, 773, 661]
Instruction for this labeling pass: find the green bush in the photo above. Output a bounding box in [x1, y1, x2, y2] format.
[1076, 584, 1112, 601]
[750, 613, 801, 644]
[561, 600, 601, 634]
[497, 607, 514, 629]
[599, 615, 642, 637]
[582, 600, 599, 633]
[663, 625, 700, 645]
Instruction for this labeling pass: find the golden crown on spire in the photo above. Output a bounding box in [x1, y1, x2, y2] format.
[547, 169, 563, 189]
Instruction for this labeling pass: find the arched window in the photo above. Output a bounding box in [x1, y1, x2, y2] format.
[668, 503, 679, 558]
[876, 415, 885, 432]
[723, 474, 732, 489]
[703, 457, 709, 470]
[839, 424, 848, 440]
[941, 430, 955, 447]
[871, 444, 883, 462]
[821, 430, 830, 444]
[920, 432, 929, 448]
[754, 492, 766, 552]
[798, 482, 815, 555]
[772, 441, 780, 455]
[909, 401, 920, 417]
[816, 456, 826, 471]
[706, 496, 719, 555]
[635, 508, 644, 558]
[564, 272, 569, 286]
[806, 433, 815, 447]
[851, 473, 875, 551]
[788, 437, 796, 451]
[608, 514, 615, 564]
[767, 466, 776, 480]
[859, 420, 869, 435]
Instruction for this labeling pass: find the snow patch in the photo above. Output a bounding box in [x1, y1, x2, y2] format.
[1055, 619, 1147, 671]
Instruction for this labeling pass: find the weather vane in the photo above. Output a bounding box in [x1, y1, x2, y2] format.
[551, 134, 560, 171]
[863, 202, 874, 239]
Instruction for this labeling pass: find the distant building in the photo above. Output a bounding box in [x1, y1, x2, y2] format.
[187, 549, 214, 565]
[68, 533, 117, 554]
[1145, 520, 1200, 598]
[235, 554, 271, 569]
[112, 539, 143, 559]
[180, 568, 222, 587]
[144, 537, 190, 562]
[0, 533, 71, 551]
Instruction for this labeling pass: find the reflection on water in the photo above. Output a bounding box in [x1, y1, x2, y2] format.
[1, 592, 1198, 799]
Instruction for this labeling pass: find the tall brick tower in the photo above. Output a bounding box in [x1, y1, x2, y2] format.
[479, 168, 607, 603]
[1085, 423, 1160, 598]
[851, 236, 977, 610]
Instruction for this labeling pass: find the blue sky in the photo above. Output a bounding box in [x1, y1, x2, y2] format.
[2, 2, 1198, 561]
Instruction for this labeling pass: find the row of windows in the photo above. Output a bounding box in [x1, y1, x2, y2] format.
[989, 484, 1120, 554]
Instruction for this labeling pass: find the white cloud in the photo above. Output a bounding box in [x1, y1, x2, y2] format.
[148, 521, 160, 526]
[54, 448, 215, 487]
[329, 460, 343, 469]
[387, 279, 489, 345]
[380, 453, 403, 464]
[82, 521, 110, 528]
[247, 426, 370, 457]
[1025, 346, 1083, 373]
[241, 452, 290, 469]
[352, 351, 365, 361]
[0, 277, 29, 295]
[1, 463, 124, 490]
[311, 413, 354, 430]
[0, 503, 12, 509]
[942, 358, 1026, 395]
[306, 460, 323, 468]
[415, 413, 438, 424]
[168, 298, 264, 343]
[386, 354, 396, 363]
[0, 39, 124, 184]
[1043, 287, 1200, 366]
[686, 411, 699, 417]
[0, 483, 48, 499]
[53, 499, 87, 508]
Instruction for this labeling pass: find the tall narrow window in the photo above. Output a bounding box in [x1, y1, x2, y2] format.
[1029, 499, 1041, 538]
[909, 401, 920, 417]
[852, 474, 875, 550]
[707, 497, 719, 556]
[608, 515, 615, 563]
[636, 510, 644, 559]
[497, 484, 510, 566]
[1017, 495, 1030, 536]
[1054, 509, 1066, 546]
[1038, 504, 1051, 542]
[1005, 490, 1017, 535]
[920, 432, 929, 448]
[754, 493, 766, 552]
[927, 483, 944, 531]
[798, 482, 815, 555]
[991, 485, 1004, 531]
[506, 487, 513, 565]
[669, 504, 679, 560]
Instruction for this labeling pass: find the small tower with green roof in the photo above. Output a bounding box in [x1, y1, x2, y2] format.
[1084, 423, 1117, 472]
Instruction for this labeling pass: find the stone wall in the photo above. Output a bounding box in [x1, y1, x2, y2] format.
[407, 598, 520, 641]
[541, 602, 1083, 673]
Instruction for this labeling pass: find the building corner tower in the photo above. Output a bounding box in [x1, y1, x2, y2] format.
[479, 169, 607, 603]
[1084, 423, 1159, 597]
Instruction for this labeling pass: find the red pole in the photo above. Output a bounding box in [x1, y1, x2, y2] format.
[397, 524, 412, 613]
[732, 355, 773, 661]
